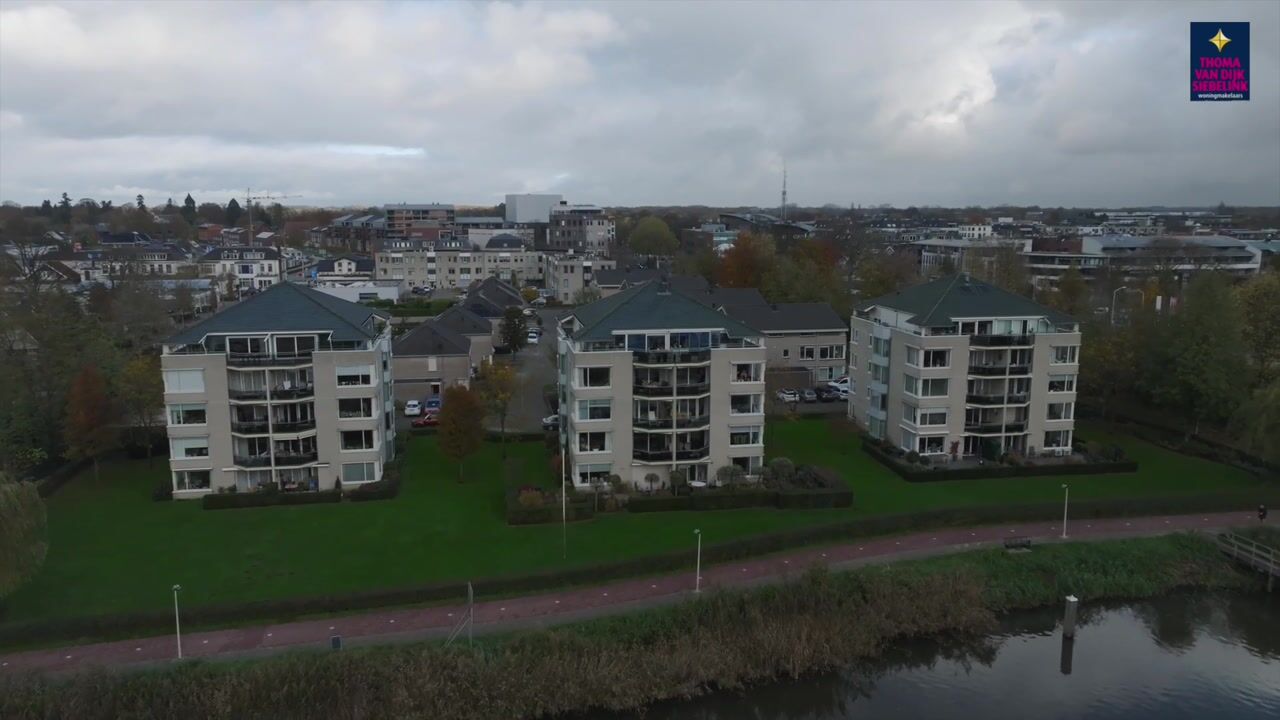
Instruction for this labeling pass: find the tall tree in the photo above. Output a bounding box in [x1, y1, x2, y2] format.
[63, 363, 118, 480]
[475, 360, 518, 459]
[1148, 274, 1248, 433]
[715, 232, 775, 288]
[437, 385, 484, 481]
[117, 355, 163, 462]
[225, 198, 244, 228]
[627, 216, 678, 257]
[1235, 272, 1280, 385]
[1078, 321, 1136, 418]
[56, 193, 73, 225]
[499, 306, 528, 352]
[38, 199, 53, 217]
[854, 251, 918, 300]
[197, 202, 225, 225]
[0, 476, 48, 599]
[1052, 265, 1089, 318]
[135, 194, 146, 210]
[181, 194, 197, 226]
[1229, 379, 1280, 464]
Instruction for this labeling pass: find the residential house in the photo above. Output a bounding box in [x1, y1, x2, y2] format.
[435, 304, 496, 369]
[199, 246, 281, 291]
[391, 320, 472, 404]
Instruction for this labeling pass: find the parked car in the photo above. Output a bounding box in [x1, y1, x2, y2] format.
[835, 387, 849, 401]
[801, 388, 818, 403]
[522, 307, 535, 317]
[775, 389, 800, 403]
[531, 296, 548, 307]
[541, 414, 560, 430]
[827, 376, 849, 392]
[403, 400, 422, 417]
[815, 387, 839, 402]
[412, 412, 439, 428]
[425, 397, 442, 412]
[526, 330, 540, 345]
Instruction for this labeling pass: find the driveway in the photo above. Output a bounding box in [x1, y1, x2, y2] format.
[493, 308, 562, 433]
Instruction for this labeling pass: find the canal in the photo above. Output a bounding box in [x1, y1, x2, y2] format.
[595, 592, 1280, 719]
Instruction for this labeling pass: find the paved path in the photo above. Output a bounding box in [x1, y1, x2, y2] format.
[0, 511, 1261, 675]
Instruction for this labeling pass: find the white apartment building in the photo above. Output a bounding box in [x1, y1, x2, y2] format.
[849, 274, 1081, 459]
[199, 247, 281, 291]
[556, 281, 767, 489]
[160, 283, 396, 498]
[958, 224, 993, 240]
[374, 236, 546, 290]
[505, 193, 564, 224]
[544, 253, 616, 302]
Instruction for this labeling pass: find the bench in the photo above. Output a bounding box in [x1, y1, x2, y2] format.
[1003, 536, 1033, 551]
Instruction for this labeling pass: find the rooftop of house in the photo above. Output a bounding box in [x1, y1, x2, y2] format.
[567, 280, 761, 342]
[316, 255, 374, 273]
[384, 203, 455, 211]
[484, 233, 526, 250]
[167, 282, 388, 345]
[199, 246, 281, 261]
[434, 304, 493, 336]
[392, 319, 470, 357]
[860, 274, 1074, 328]
[462, 276, 525, 317]
[721, 302, 845, 334]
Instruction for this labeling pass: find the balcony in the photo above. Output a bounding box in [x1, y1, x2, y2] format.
[675, 446, 710, 461]
[274, 452, 319, 466]
[968, 365, 1010, 377]
[1007, 365, 1031, 376]
[633, 349, 711, 365]
[964, 422, 1028, 434]
[230, 420, 270, 434]
[633, 447, 673, 462]
[272, 419, 317, 433]
[675, 414, 710, 428]
[970, 334, 1033, 347]
[227, 353, 313, 368]
[675, 382, 710, 396]
[229, 389, 268, 400]
[233, 455, 272, 467]
[966, 393, 1031, 406]
[633, 416, 674, 430]
[633, 383, 673, 398]
[271, 386, 314, 400]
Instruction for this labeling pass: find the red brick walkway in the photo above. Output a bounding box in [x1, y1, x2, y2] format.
[0, 511, 1260, 674]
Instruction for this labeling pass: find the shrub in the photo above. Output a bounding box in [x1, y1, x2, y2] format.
[626, 495, 693, 513]
[505, 490, 595, 525]
[669, 467, 688, 495]
[918, 456, 932, 467]
[690, 489, 775, 511]
[906, 450, 921, 464]
[202, 489, 341, 510]
[518, 489, 546, 509]
[768, 457, 796, 484]
[643, 473, 661, 493]
[151, 478, 173, 502]
[347, 476, 401, 502]
[715, 465, 746, 489]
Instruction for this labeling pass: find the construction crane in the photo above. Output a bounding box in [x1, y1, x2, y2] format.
[245, 188, 300, 281]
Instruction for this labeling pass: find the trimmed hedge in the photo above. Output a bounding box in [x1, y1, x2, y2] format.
[626, 495, 693, 513]
[627, 484, 852, 513]
[34, 458, 92, 498]
[5, 489, 1278, 649]
[690, 490, 776, 511]
[863, 440, 1139, 482]
[347, 476, 401, 502]
[777, 487, 854, 509]
[202, 489, 342, 510]
[504, 492, 596, 525]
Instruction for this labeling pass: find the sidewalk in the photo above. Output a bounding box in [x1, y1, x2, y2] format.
[0, 511, 1258, 675]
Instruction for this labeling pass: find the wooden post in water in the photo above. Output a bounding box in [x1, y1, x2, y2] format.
[1063, 595, 1079, 638]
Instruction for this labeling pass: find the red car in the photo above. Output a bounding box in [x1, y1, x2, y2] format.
[412, 412, 439, 428]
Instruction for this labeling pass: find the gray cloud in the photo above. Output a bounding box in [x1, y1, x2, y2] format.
[1, 0, 1276, 208]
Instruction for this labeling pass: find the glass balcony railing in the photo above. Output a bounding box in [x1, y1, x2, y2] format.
[226, 353, 314, 367]
[230, 420, 269, 434]
[633, 349, 711, 364]
[969, 334, 1033, 347]
[272, 419, 317, 433]
[273, 452, 319, 466]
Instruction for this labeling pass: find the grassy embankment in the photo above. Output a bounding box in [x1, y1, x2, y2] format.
[0, 534, 1260, 720]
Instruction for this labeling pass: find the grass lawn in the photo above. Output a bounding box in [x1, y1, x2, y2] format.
[1, 419, 1268, 629]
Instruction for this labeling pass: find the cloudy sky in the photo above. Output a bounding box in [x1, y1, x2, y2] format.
[1, 0, 1277, 209]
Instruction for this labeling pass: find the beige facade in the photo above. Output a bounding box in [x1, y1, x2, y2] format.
[848, 302, 1080, 460]
[392, 353, 471, 404]
[757, 330, 848, 384]
[544, 254, 615, 303]
[375, 248, 546, 289]
[160, 287, 395, 498]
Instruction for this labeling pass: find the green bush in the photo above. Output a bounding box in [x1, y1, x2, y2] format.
[777, 487, 854, 509]
[862, 440, 1139, 482]
[625, 495, 693, 513]
[504, 490, 594, 525]
[202, 489, 342, 510]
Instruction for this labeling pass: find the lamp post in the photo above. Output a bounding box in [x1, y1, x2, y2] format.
[1110, 286, 1127, 327]
[172, 584, 183, 660]
[694, 529, 702, 594]
[1061, 484, 1070, 539]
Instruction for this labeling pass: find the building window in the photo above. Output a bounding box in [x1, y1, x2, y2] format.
[730, 394, 763, 414]
[168, 404, 207, 425]
[868, 416, 886, 439]
[337, 366, 373, 386]
[907, 377, 948, 397]
[577, 398, 612, 421]
[730, 455, 763, 474]
[902, 403, 917, 424]
[1051, 346, 1079, 364]
[341, 430, 374, 450]
[163, 369, 205, 393]
[577, 463, 611, 484]
[173, 470, 211, 491]
[579, 367, 611, 388]
[919, 409, 948, 426]
[851, 329, 860, 345]
[341, 462, 378, 483]
[1044, 430, 1072, 448]
[849, 354, 857, 370]
[733, 362, 763, 382]
[171, 437, 209, 458]
[816, 367, 834, 382]
[729, 425, 763, 446]
[339, 398, 373, 418]
[918, 436, 946, 454]
[905, 347, 920, 366]
[924, 350, 950, 368]
[1048, 374, 1077, 393]
[871, 337, 890, 356]
[781, 348, 790, 360]
[800, 346, 816, 360]
[903, 374, 918, 395]
[577, 432, 609, 453]
[1047, 402, 1074, 420]
[871, 363, 890, 384]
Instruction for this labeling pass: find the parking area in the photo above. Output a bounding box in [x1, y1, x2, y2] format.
[494, 307, 563, 433]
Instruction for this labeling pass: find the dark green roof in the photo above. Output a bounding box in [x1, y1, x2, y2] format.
[167, 282, 386, 344]
[569, 282, 761, 342]
[862, 274, 1074, 327]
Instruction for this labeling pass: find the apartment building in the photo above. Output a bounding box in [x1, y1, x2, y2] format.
[384, 204, 455, 239]
[544, 253, 616, 302]
[556, 281, 767, 489]
[160, 282, 396, 498]
[1023, 234, 1262, 286]
[721, 302, 848, 384]
[374, 236, 546, 290]
[548, 203, 615, 254]
[198, 246, 281, 290]
[849, 274, 1081, 460]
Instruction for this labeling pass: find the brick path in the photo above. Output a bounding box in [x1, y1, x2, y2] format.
[0, 511, 1260, 675]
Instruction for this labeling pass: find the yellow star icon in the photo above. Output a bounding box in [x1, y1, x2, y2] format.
[1208, 28, 1231, 52]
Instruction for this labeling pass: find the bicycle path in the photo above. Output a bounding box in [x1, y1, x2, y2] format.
[0, 510, 1261, 675]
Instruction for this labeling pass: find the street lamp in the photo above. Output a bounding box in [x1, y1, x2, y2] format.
[1061, 484, 1070, 539]
[694, 529, 702, 594]
[1111, 286, 1146, 326]
[172, 584, 183, 660]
